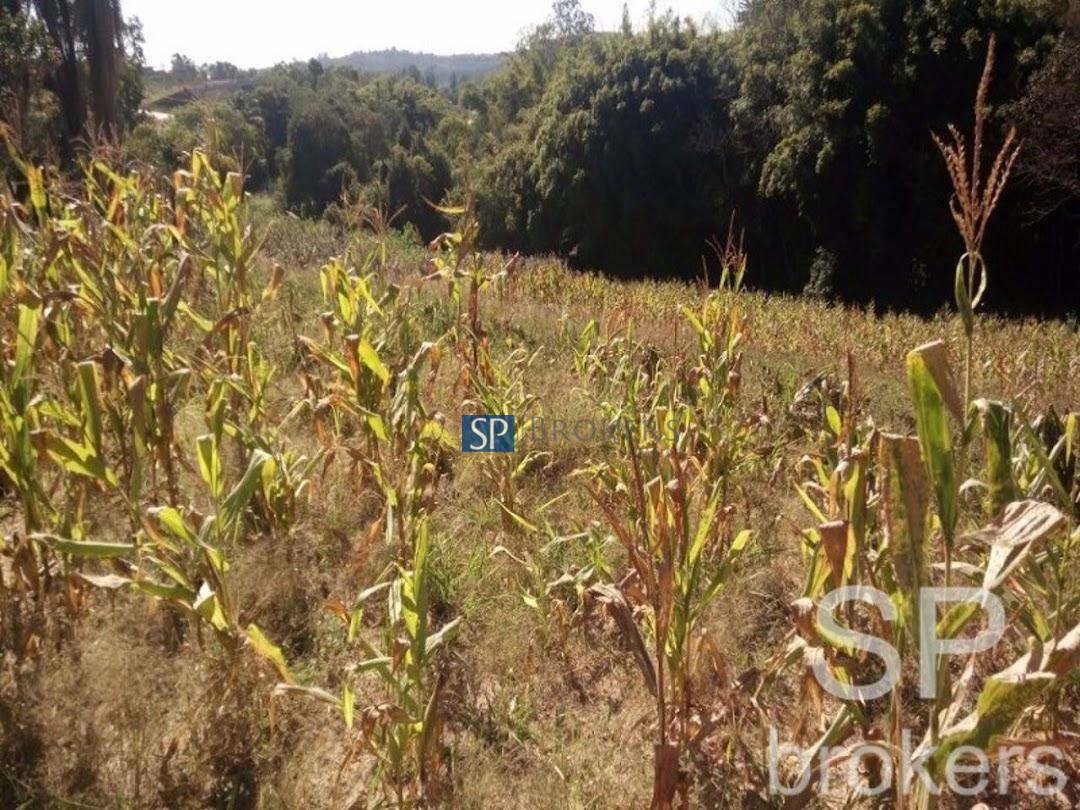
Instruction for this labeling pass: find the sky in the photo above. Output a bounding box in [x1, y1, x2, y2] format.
[122, 0, 737, 70]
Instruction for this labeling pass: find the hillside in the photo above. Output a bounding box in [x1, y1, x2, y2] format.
[323, 48, 507, 85]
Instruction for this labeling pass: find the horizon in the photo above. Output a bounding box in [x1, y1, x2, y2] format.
[123, 0, 736, 70]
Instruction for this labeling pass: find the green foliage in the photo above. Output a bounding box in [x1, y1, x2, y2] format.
[0, 1, 143, 158]
[462, 0, 1076, 312]
[130, 101, 270, 186]
[732, 0, 1064, 306]
[272, 73, 457, 233]
[282, 95, 358, 213]
[475, 19, 740, 275]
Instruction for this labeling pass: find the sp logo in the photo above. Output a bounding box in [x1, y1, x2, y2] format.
[461, 415, 515, 452]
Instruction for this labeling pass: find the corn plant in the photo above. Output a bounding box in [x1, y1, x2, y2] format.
[0, 301, 52, 654]
[208, 346, 319, 535]
[300, 255, 399, 468]
[701, 212, 747, 294]
[173, 151, 263, 370]
[132, 428, 287, 662]
[582, 423, 753, 809]
[932, 33, 1021, 411]
[301, 250, 454, 557]
[492, 525, 614, 625]
[768, 339, 1076, 807]
[678, 289, 755, 486]
[278, 519, 460, 805]
[425, 201, 517, 397]
[463, 345, 550, 533]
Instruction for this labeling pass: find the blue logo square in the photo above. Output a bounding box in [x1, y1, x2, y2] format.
[462, 415, 515, 452]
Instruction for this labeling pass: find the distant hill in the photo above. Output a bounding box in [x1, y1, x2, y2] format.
[146, 78, 257, 111]
[323, 49, 507, 86]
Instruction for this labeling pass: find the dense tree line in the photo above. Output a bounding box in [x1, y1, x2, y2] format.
[1, 0, 1077, 313]
[467, 0, 1078, 314]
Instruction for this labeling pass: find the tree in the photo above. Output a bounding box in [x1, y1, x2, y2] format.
[170, 52, 199, 79]
[205, 61, 241, 81]
[1011, 30, 1080, 220]
[464, 0, 1076, 313]
[551, 0, 594, 39]
[476, 21, 742, 276]
[34, 0, 85, 148]
[306, 57, 324, 87]
[80, 0, 122, 134]
[1, 1, 139, 157]
[283, 97, 357, 213]
[130, 100, 269, 186]
[0, 3, 51, 147]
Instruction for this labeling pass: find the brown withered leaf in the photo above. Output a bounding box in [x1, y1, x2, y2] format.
[583, 582, 658, 697]
[819, 520, 848, 589]
[878, 432, 930, 592]
[964, 500, 1067, 590]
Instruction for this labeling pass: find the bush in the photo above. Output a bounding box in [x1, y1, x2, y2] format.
[130, 102, 269, 187]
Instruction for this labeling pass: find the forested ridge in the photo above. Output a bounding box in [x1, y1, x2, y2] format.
[2, 0, 1078, 314]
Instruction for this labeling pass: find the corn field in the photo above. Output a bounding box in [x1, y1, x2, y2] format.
[0, 62, 1078, 810]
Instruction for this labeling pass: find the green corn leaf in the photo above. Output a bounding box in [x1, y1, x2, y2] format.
[43, 433, 117, 486]
[76, 362, 104, 455]
[219, 449, 274, 533]
[954, 256, 973, 337]
[424, 616, 461, 657]
[687, 485, 722, 573]
[1065, 413, 1077, 465]
[348, 606, 362, 642]
[406, 520, 431, 662]
[193, 584, 229, 632]
[297, 336, 351, 376]
[32, 533, 135, 559]
[13, 303, 41, 403]
[246, 623, 292, 683]
[273, 683, 341, 707]
[342, 681, 354, 729]
[972, 400, 1017, 512]
[929, 621, 1078, 776]
[795, 483, 828, 524]
[907, 343, 958, 543]
[825, 405, 842, 437]
[1020, 420, 1072, 509]
[178, 301, 214, 333]
[196, 434, 223, 498]
[148, 506, 197, 546]
[680, 305, 708, 342]
[357, 656, 393, 675]
[497, 502, 539, 534]
[365, 412, 389, 442]
[358, 338, 390, 384]
[132, 580, 197, 602]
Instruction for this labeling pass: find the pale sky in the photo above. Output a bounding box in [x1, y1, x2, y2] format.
[123, 1, 737, 70]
